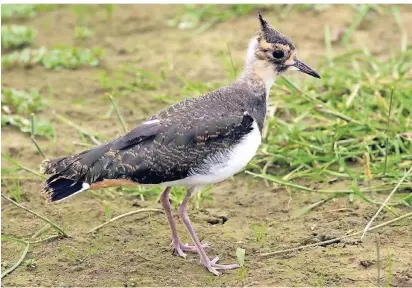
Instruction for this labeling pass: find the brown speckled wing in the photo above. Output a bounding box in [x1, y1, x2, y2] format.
[105, 111, 255, 184]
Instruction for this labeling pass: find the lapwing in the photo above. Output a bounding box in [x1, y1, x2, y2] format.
[41, 12, 320, 275]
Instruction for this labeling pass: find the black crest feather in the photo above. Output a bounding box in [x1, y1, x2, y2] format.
[257, 11, 295, 48]
[258, 11, 267, 29]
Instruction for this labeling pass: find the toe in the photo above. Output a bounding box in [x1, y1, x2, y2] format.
[180, 244, 197, 252]
[172, 247, 187, 258]
[213, 263, 240, 270]
[180, 242, 210, 252]
[207, 266, 221, 276]
[203, 256, 239, 275]
[202, 243, 211, 248]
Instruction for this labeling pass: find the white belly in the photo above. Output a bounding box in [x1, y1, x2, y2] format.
[162, 121, 261, 187]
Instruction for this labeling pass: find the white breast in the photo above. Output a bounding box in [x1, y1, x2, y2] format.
[163, 121, 261, 187]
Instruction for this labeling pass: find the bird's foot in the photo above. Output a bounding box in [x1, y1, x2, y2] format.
[203, 256, 240, 276]
[171, 240, 210, 258]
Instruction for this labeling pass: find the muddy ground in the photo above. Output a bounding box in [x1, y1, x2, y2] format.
[2, 4, 412, 287]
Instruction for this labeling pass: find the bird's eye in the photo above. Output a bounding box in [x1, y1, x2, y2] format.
[272, 50, 284, 59]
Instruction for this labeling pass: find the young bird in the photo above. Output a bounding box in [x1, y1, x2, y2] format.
[41, 12, 320, 276]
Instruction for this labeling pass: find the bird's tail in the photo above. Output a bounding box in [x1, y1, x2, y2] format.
[40, 121, 158, 202]
[40, 141, 115, 202]
[42, 173, 90, 202]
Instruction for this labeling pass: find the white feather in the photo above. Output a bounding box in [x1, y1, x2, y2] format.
[245, 37, 258, 65]
[143, 119, 160, 125]
[162, 121, 261, 187]
[244, 37, 275, 97]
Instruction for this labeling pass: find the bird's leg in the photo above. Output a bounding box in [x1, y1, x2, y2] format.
[160, 187, 186, 257]
[178, 187, 240, 276]
[160, 186, 208, 258]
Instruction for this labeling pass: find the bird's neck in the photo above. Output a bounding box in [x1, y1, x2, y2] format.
[237, 37, 276, 97]
[229, 38, 276, 132]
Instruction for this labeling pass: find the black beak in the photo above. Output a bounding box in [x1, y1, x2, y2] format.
[294, 60, 321, 79]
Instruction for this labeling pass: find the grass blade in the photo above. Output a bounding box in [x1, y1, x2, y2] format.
[88, 208, 163, 233]
[236, 247, 246, 267]
[53, 111, 101, 145]
[1, 194, 67, 236]
[226, 43, 237, 78]
[30, 114, 46, 159]
[324, 25, 333, 65]
[376, 233, 381, 287]
[342, 5, 370, 46]
[392, 7, 407, 52]
[292, 197, 332, 218]
[361, 166, 412, 240]
[1, 152, 45, 178]
[384, 88, 394, 175]
[1, 242, 30, 279]
[107, 93, 128, 133]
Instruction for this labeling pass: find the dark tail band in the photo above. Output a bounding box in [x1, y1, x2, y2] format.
[43, 174, 90, 202]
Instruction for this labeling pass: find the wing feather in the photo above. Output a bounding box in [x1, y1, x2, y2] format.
[41, 120, 162, 182]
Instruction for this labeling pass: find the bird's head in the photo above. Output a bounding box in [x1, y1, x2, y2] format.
[247, 12, 320, 79]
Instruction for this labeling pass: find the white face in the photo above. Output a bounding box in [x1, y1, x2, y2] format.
[287, 65, 300, 71]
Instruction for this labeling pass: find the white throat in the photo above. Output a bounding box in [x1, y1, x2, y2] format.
[242, 37, 276, 95]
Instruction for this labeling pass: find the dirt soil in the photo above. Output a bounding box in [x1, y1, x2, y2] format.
[2, 4, 412, 287]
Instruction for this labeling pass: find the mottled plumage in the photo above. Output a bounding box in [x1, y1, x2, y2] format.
[41, 12, 320, 275]
[42, 81, 266, 201]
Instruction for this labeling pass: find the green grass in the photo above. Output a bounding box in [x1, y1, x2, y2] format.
[1, 25, 36, 49]
[1, 4, 37, 20]
[2, 47, 103, 70]
[2, 88, 47, 115]
[236, 247, 247, 283]
[99, 65, 162, 97]
[2, 176, 22, 203]
[42, 47, 102, 69]
[1, 115, 55, 138]
[1, 88, 55, 138]
[74, 26, 94, 40]
[250, 223, 268, 244]
[71, 4, 114, 25]
[1, 4, 58, 21]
